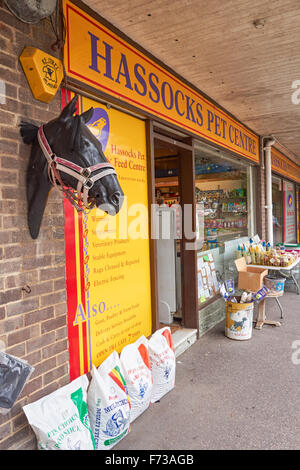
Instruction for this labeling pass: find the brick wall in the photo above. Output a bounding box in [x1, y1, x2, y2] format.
[0, 1, 69, 450]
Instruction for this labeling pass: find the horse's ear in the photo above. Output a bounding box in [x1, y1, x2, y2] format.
[80, 107, 94, 124]
[59, 94, 79, 121]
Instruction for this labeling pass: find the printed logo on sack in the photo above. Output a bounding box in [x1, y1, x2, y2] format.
[288, 194, 293, 207]
[87, 108, 110, 151]
[103, 409, 127, 437]
[138, 380, 148, 399]
[67, 438, 81, 450]
[164, 365, 171, 380]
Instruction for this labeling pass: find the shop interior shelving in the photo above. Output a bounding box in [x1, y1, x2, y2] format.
[155, 177, 178, 188]
[155, 172, 248, 245]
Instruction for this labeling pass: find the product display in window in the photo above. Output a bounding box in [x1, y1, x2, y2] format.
[193, 141, 253, 252]
[154, 142, 254, 257]
[197, 252, 220, 303]
[195, 186, 248, 250]
[155, 188, 180, 207]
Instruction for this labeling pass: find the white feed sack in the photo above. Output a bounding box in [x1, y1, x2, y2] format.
[23, 374, 95, 450]
[149, 327, 176, 403]
[120, 335, 153, 423]
[87, 351, 131, 450]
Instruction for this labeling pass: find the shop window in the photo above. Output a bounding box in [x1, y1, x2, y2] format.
[194, 141, 256, 305]
[194, 142, 255, 250]
[154, 138, 256, 310]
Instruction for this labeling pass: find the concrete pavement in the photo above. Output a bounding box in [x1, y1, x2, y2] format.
[115, 292, 300, 450]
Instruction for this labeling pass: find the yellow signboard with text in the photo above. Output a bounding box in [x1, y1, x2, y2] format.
[63, 0, 259, 163]
[63, 90, 152, 380]
[271, 147, 300, 184]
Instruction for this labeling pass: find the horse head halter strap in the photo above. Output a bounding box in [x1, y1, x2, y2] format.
[37, 125, 117, 212]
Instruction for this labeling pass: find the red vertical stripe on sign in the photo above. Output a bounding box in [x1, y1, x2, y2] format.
[75, 97, 88, 375]
[61, 88, 67, 108]
[62, 87, 73, 108]
[62, 88, 82, 380]
[78, 214, 86, 315]
[77, 211, 88, 374]
[64, 199, 81, 381]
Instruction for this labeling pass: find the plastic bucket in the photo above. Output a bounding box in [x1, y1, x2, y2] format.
[264, 275, 285, 294]
[225, 299, 254, 340]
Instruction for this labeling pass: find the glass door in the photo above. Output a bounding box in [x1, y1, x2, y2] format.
[272, 175, 283, 244]
[283, 180, 297, 243]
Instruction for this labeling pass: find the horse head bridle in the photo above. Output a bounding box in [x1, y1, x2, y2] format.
[37, 125, 117, 212]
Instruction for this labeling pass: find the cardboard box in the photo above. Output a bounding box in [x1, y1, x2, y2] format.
[234, 257, 268, 292]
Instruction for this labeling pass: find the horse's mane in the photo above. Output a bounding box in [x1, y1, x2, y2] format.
[19, 115, 82, 151]
[19, 121, 39, 144]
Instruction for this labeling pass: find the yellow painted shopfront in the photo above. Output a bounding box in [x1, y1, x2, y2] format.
[62, 0, 262, 373]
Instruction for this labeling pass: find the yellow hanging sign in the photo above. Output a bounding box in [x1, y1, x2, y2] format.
[271, 147, 300, 184]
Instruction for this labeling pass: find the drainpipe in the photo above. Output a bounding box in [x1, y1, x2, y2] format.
[263, 136, 276, 245]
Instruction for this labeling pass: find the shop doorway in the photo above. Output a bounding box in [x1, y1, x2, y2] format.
[153, 129, 198, 334]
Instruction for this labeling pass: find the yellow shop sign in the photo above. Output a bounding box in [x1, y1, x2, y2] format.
[63, 0, 259, 163]
[271, 147, 300, 184]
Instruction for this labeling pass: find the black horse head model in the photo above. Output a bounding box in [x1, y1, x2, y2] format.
[20, 95, 124, 239]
